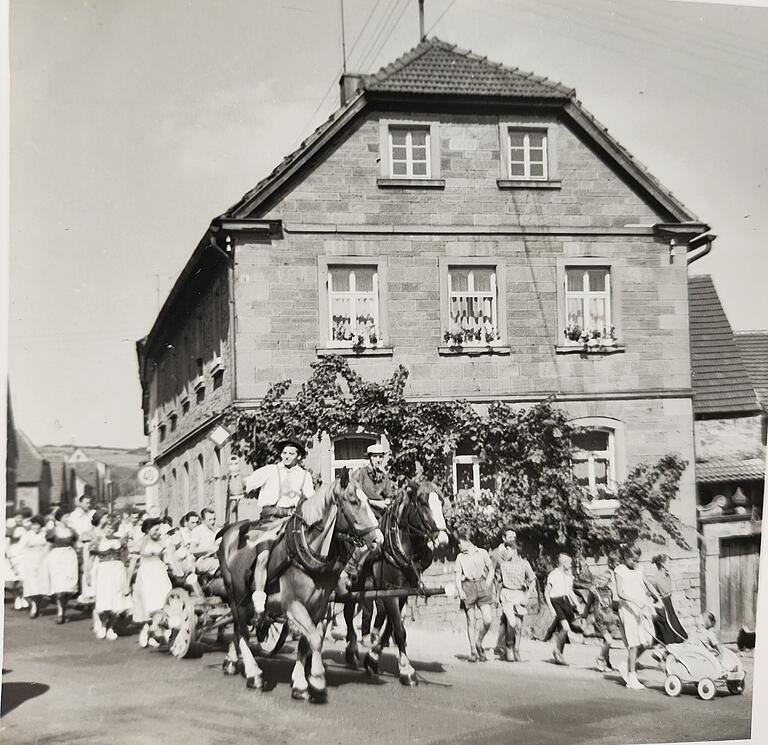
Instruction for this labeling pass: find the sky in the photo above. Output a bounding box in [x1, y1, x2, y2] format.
[7, 0, 768, 449]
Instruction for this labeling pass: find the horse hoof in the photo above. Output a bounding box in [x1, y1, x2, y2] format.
[222, 659, 238, 676]
[344, 648, 360, 669]
[246, 676, 264, 691]
[307, 684, 328, 704]
[291, 688, 309, 701]
[363, 653, 379, 676]
[399, 673, 419, 687]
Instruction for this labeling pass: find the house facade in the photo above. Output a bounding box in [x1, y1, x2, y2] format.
[138, 39, 714, 620]
[689, 276, 764, 640]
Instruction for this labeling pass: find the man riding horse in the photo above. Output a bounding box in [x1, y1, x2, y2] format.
[242, 438, 314, 621]
[338, 443, 396, 591]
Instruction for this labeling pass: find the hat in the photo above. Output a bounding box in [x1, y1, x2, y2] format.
[276, 438, 307, 458]
[366, 443, 388, 456]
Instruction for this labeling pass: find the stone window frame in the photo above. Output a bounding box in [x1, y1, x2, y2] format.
[569, 415, 626, 514]
[331, 433, 380, 478]
[555, 257, 625, 354]
[316, 256, 392, 357]
[438, 256, 510, 356]
[377, 119, 444, 188]
[497, 120, 561, 189]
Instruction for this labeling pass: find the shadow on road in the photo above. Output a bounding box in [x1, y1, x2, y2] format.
[1, 681, 50, 717]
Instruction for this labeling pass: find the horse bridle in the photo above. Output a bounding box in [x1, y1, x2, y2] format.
[332, 482, 380, 541]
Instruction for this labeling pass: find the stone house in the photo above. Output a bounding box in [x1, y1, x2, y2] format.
[14, 429, 53, 515]
[137, 38, 716, 619]
[689, 275, 764, 640]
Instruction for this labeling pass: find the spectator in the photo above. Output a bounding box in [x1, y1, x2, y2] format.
[18, 514, 49, 618]
[179, 512, 199, 547]
[454, 526, 494, 662]
[614, 545, 655, 690]
[493, 528, 535, 662]
[544, 552, 581, 666]
[67, 495, 95, 538]
[45, 508, 79, 624]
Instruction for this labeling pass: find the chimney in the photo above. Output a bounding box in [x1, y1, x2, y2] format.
[339, 72, 365, 106]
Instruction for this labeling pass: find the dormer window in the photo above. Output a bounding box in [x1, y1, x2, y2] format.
[389, 127, 430, 178]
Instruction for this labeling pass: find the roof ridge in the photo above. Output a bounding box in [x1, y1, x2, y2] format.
[367, 36, 575, 97]
[734, 330, 768, 335]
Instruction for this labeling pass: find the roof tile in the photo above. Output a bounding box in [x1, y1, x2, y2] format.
[688, 275, 760, 415]
[696, 457, 765, 483]
[734, 331, 768, 407]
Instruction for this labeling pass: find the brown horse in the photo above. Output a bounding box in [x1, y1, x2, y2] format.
[217, 468, 383, 702]
[342, 479, 449, 685]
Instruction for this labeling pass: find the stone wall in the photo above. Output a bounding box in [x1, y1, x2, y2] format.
[695, 414, 765, 461]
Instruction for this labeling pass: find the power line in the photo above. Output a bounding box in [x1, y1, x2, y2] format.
[426, 0, 458, 36]
[359, 0, 405, 71]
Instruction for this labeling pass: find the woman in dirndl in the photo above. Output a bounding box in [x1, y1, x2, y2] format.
[18, 514, 49, 617]
[649, 554, 688, 645]
[131, 517, 173, 647]
[44, 509, 80, 624]
[92, 515, 130, 640]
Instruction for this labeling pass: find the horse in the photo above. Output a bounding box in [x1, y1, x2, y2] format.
[341, 479, 449, 685]
[217, 467, 383, 702]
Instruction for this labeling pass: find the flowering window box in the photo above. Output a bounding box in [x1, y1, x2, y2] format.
[557, 325, 624, 355]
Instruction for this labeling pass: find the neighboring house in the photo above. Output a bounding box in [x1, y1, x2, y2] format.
[735, 331, 768, 409]
[6, 389, 18, 515]
[37, 444, 149, 509]
[15, 430, 53, 515]
[137, 38, 715, 620]
[689, 275, 765, 640]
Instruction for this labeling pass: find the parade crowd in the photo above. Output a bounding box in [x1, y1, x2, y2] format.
[4, 495, 220, 645]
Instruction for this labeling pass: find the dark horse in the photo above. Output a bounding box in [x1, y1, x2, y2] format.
[341, 479, 449, 685]
[218, 468, 383, 701]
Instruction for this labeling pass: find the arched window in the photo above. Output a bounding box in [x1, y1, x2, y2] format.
[182, 462, 190, 513]
[570, 416, 626, 513]
[332, 435, 378, 478]
[196, 454, 205, 510]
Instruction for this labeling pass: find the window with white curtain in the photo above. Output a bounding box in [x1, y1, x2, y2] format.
[447, 267, 499, 345]
[332, 436, 378, 478]
[452, 440, 495, 501]
[564, 267, 612, 340]
[328, 266, 379, 347]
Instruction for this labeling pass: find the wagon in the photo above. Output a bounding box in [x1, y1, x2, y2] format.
[156, 578, 290, 660]
[663, 643, 746, 700]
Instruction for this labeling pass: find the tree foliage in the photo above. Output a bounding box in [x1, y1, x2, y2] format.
[224, 356, 689, 568]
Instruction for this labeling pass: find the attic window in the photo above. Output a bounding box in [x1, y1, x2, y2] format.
[508, 129, 547, 180]
[389, 127, 431, 178]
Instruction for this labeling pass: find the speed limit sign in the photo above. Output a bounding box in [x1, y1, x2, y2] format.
[137, 463, 161, 487]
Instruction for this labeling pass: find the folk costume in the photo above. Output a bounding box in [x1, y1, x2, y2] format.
[131, 536, 172, 623]
[93, 534, 130, 616]
[18, 528, 49, 600]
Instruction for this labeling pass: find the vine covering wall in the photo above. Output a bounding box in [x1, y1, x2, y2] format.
[224, 356, 689, 567]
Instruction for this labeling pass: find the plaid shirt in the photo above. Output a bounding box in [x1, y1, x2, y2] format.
[494, 546, 535, 591]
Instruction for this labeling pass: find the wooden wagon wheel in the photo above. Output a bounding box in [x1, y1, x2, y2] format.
[164, 588, 197, 659]
[258, 620, 289, 657]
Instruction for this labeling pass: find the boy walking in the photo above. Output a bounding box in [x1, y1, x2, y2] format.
[455, 526, 494, 662]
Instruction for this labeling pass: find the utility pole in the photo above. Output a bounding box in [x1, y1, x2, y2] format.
[419, 0, 425, 41]
[339, 0, 347, 73]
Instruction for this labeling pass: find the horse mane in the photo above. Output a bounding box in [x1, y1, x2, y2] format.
[300, 482, 331, 527]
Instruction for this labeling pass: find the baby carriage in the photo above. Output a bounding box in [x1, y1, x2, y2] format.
[662, 642, 746, 700]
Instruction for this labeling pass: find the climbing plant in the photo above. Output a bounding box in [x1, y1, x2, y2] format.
[223, 356, 689, 568]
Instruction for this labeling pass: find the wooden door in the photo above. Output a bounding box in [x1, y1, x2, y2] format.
[719, 534, 761, 636]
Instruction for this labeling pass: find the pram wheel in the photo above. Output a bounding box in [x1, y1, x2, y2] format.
[726, 679, 744, 695]
[697, 678, 716, 701]
[664, 675, 682, 697]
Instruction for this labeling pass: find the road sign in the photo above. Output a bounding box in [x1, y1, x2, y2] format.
[137, 463, 161, 487]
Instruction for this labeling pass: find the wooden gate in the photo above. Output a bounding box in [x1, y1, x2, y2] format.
[718, 534, 761, 637]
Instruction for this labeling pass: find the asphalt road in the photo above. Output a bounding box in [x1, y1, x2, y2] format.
[1, 603, 754, 745]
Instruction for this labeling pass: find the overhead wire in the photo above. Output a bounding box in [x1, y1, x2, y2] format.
[358, 0, 404, 71]
[425, 0, 458, 36]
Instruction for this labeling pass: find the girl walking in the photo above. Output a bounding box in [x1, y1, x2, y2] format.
[44, 509, 79, 624]
[18, 515, 49, 617]
[92, 515, 130, 640]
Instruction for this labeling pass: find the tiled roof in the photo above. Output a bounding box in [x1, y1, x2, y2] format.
[688, 275, 760, 415]
[16, 430, 45, 484]
[696, 457, 765, 483]
[734, 331, 768, 407]
[364, 38, 574, 99]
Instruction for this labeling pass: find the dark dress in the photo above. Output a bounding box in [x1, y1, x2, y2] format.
[650, 569, 688, 644]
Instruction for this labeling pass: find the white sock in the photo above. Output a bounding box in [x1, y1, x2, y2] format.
[252, 590, 267, 613]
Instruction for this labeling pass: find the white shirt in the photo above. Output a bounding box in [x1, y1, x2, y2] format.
[189, 523, 218, 556]
[244, 463, 314, 508]
[68, 508, 95, 539]
[546, 566, 575, 599]
[614, 564, 650, 608]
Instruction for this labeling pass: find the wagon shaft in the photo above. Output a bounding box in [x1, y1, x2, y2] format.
[339, 586, 446, 602]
